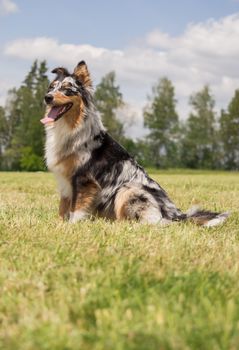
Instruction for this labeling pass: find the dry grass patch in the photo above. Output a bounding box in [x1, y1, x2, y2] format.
[0, 171, 238, 350]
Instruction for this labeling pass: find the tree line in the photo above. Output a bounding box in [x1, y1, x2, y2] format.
[0, 60, 238, 171]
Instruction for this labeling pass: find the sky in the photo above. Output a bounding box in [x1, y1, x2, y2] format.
[1, 0, 239, 137]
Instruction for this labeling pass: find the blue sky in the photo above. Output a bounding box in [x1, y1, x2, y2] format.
[1, 0, 239, 136]
[1, 0, 239, 47]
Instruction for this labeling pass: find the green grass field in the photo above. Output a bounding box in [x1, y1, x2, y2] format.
[0, 171, 239, 350]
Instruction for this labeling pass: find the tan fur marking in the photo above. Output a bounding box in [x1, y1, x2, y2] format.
[49, 93, 85, 129]
[57, 154, 78, 179]
[59, 197, 71, 220]
[115, 187, 139, 220]
[65, 96, 85, 129]
[51, 91, 69, 104]
[71, 181, 100, 213]
[73, 62, 92, 87]
[190, 217, 210, 225]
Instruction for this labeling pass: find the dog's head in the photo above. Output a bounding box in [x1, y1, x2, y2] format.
[41, 61, 92, 128]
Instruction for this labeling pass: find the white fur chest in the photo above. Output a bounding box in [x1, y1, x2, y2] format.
[45, 123, 73, 198]
[45, 121, 69, 173]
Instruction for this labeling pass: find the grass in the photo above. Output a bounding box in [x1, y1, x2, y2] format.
[0, 170, 238, 350]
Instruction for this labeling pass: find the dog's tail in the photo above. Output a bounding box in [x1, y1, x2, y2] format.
[183, 206, 229, 227]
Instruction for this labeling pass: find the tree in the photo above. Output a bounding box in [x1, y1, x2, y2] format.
[220, 90, 239, 170]
[143, 77, 180, 168]
[1, 60, 49, 170]
[0, 107, 7, 168]
[181, 86, 218, 169]
[0, 88, 21, 169]
[94, 71, 124, 141]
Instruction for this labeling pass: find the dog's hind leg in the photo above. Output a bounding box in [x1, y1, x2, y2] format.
[114, 185, 170, 225]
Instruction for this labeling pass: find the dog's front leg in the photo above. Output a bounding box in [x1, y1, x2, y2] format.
[69, 175, 99, 223]
[59, 197, 71, 221]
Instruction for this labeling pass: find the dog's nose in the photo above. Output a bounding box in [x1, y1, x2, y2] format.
[44, 94, 53, 104]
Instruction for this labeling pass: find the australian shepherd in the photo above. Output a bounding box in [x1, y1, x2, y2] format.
[41, 61, 228, 227]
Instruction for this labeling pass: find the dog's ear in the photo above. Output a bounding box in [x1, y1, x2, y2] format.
[51, 67, 69, 80]
[73, 61, 92, 87]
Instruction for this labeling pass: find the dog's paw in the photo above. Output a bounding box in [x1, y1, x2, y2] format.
[62, 212, 70, 221]
[69, 210, 88, 223]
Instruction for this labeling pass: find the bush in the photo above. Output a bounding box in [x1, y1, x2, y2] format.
[20, 147, 45, 171]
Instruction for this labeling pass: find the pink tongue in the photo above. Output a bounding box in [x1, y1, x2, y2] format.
[40, 106, 62, 125]
[40, 117, 55, 125]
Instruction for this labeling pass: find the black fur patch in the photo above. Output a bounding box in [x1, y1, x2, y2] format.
[143, 185, 168, 200]
[189, 210, 220, 219]
[143, 185, 184, 220]
[64, 89, 78, 96]
[51, 67, 70, 80]
[89, 133, 131, 187]
[129, 194, 148, 205]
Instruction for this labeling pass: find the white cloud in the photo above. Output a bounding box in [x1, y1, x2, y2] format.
[4, 37, 123, 74]
[145, 14, 239, 56]
[0, 0, 18, 15]
[3, 13, 239, 137]
[145, 29, 178, 49]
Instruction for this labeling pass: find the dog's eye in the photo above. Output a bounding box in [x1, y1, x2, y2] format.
[65, 88, 76, 96]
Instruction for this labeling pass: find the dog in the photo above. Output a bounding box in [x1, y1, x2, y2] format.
[41, 61, 229, 226]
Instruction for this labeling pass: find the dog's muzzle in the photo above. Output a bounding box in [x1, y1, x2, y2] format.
[44, 94, 54, 105]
